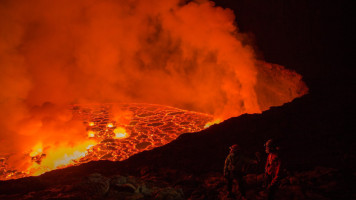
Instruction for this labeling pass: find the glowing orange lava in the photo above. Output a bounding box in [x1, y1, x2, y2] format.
[0, 103, 213, 180]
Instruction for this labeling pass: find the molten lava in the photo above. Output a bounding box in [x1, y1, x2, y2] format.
[113, 127, 129, 139]
[0, 103, 212, 180]
[73, 103, 212, 163]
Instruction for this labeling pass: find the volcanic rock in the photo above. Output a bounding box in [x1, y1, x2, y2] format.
[79, 173, 110, 197]
[154, 187, 184, 200]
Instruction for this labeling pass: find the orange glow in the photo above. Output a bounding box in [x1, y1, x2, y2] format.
[28, 140, 97, 176]
[0, 103, 213, 180]
[113, 127, 128, 139]
[29, 143, 43, 157]
[88, 131, 95, 138]
[204, 119, 222, 128]
[0, 0, 308, 180]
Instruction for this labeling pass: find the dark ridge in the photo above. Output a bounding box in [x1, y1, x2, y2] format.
[0, 92, 354, 196]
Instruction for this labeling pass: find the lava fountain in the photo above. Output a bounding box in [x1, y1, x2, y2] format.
[0, 0, 307, 180]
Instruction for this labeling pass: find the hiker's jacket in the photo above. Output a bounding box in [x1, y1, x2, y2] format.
[265, 152, 282, 186]
[224, 152, 255, 177]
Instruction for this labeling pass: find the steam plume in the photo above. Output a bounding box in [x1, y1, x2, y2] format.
[0, 0, 307, 173]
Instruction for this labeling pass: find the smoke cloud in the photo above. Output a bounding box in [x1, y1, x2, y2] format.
[0, 0, 307, 173]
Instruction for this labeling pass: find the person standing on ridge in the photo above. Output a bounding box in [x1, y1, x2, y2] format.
[264, 139, 282, 200]
[224, 144, 258, 199]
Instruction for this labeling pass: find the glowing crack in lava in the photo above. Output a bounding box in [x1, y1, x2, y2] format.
[0, 103, 213, 180]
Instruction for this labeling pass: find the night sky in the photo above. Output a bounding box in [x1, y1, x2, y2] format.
[213, 0, 354, 97]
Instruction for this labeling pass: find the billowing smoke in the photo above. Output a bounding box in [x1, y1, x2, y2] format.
[0, 0, 307, 174]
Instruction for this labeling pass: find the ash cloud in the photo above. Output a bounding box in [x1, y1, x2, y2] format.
[0, 0, 307, 172]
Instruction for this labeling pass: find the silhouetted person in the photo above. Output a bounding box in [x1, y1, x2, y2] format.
[264, 139, 282, 200]
[224, 144, 257, 199]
